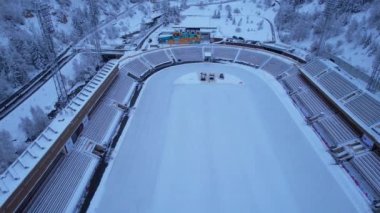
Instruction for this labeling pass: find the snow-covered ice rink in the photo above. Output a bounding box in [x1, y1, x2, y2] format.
[91, 63, 369, 212]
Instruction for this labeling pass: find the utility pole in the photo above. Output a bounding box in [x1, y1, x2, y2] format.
[35, 1, 68, 105]
[316, 0, 338, 56]
[88, 0, 101, 54]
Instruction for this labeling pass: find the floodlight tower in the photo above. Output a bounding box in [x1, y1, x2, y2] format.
[367, 65, 380, 93]
[35, 1, 68, 104]
[88, 0, 101, 53]
[316, 0, 338, 56]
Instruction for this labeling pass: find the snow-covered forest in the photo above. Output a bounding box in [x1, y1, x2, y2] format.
[275, 0, 380, 74]
[0, 0, 155, 102]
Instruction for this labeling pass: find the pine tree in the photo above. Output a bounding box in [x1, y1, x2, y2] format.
[180, 0, 188, 10]
[19, 106, 49, 140]
[0, 129, 16, 172]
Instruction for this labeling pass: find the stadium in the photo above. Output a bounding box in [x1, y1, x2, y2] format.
[1, 42, 380, 212]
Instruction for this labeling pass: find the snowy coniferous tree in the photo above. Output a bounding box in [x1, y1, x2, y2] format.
[9, 32, 35, 67]
[199, 1, 205, 10]
[161, 0, 170, 26]
[107, 25, 119, 40]
[238, 18, 242, 26]
[180, 0, 188, 10]
[0, 129, 16, 172]
[345, 19, 358, 43]
[7, 48, 30, 86]
[212, 10, 217, 18]
[0, 0, 25, 25]
[138, 4, 148, 15]
[368, 1, 380, 31]
[31, 106, 49, 133]
[153, 2, 161, 11]
[19, 116, 35, 140]
[169, 6, 181, 25]
[212, 10, 221, 19]
[0, 78, 12, 101]
[19, 106, 49, 140]
[0, 47, 11, 80]
[140, 18, 146, 32]
[372, 49, 380, 73]
[264, 0, 272, 8]
[31, 42, 48, 70]
[71, 7, 90, 40]
[257, 20, 263, 30]
[74, 53, 102, 83]
[292, 21, 309, 41]
[56, 0, 72, 7]
[367, 48, 380, 92]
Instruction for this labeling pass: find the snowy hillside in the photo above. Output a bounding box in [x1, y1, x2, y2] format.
[0, 0, 146, 101]
[275, 0, 380, 75]
[180, 1, 275, 41]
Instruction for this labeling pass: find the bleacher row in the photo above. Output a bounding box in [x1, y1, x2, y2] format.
[343, 152, 380, 205]
[82, 70, 136, 146]
[313, 115, 359, 148]
[290, 58, 380, 207]
[25, 151, 99, 212]
[318, 71, 358, 100]
[19, 61, 138, 212]
[281, 73, 351, 146]
[103, 71, 135, 104]
[81, 101, 120, 145]
[121, 45, 295, 81]
[302, 59, 380, 128]
[281, 69, 372, 149]
[292, 89, 333, 119]
[281, 68, 380, 206]
[0, 59, 122, 212]
[345, 94, 380, 127]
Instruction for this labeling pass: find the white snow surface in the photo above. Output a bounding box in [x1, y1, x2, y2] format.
[177, 1, 275, 41]
[90, 63, 369, 212]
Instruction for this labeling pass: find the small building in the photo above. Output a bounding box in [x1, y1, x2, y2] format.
[172, 17, 218, 42]
[158, 31, 201, 44]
